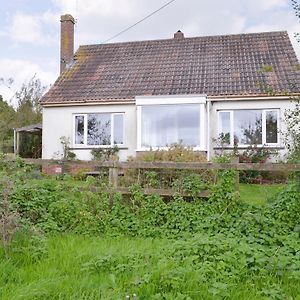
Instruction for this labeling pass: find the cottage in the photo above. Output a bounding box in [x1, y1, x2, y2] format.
[41, 14, 300, 161]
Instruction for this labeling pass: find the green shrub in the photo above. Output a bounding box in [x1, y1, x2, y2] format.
[123, 143, 213, 191]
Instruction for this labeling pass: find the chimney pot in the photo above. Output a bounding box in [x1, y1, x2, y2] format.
[174, 30, 184, 39]
[60, 14, 75, 74]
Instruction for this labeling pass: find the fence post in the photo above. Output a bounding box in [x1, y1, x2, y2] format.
[109, 166, 118, 188]
[232, 156, 240, 192]
[108, 165, 118, 209]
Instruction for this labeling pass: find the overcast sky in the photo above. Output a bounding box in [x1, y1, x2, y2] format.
[0, 0, 299, 103]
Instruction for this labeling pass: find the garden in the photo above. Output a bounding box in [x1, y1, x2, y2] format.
[0, 150, 300, 299]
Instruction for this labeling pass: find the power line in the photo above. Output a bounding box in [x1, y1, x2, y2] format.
[102, 0, 177, 43]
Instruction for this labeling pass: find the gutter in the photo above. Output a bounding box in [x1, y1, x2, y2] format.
[208, 95, 298, 101]
[41, 94, 299, 107]
[41, 100, 135, 107]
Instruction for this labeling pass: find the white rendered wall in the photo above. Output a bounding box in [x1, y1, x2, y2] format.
[42, 97, 296, 162]
[209, 98, 296, 160]
[42, 104, 137, 161]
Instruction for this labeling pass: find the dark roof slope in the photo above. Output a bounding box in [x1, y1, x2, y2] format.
[41, 31, 300, 104]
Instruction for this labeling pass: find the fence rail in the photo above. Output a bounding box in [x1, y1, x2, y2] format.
[13, 158, 299, 197]
[22, 159, 300, 172]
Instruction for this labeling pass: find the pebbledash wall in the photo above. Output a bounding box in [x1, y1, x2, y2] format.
[42, 96, 295, 163]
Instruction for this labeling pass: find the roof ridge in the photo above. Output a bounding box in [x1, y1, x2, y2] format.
[78, 30, 288, 49]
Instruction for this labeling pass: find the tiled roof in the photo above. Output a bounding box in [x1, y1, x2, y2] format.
[41, 31, 300, 104]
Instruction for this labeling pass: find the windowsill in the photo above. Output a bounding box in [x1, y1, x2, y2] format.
[213, 146, 285, 150]
[70, 146, 129, 150]
[136, 147, 207, 152]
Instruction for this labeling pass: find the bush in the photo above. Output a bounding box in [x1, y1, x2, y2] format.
[91, 146, 119, 161]
[237, 145, 285, 183]
[123, 144, 213, 191]
[9, 180, 106, 234]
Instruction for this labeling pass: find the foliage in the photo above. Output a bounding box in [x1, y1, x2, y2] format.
[267, 182, 300, 233]
[131, 143, 207, 162]
[284, 97, 300, 162]
[292, 0, 300, 42]
[259, 64, 273, 73]
[9, 179, 107, 234]
[1, 161, 300, 298]
[60, 136, 76, 160]
[91, 145, 119, 161]
[0, 153, 35, 179]
[0, 75, 48, 157]
[0, 96, 16, 153]
[213, 133, 231, 155]
[0, 177, 19, 255]
[238, 145, 277, 183]
[1, 231, 300, 299]
[14, 75, 46, 126]
[123, 143, 213, 191]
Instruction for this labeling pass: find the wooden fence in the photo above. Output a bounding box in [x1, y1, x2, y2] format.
[20, 159, 300, 198]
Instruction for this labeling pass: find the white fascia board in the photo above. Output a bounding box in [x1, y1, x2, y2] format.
[135, 94, 207, 105]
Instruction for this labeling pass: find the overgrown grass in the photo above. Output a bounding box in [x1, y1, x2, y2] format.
[1, 234, 300, 300]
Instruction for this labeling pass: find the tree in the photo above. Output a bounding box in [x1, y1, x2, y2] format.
[14, 75, 47, 127]
[0, 75, 48, 156]
[292, 0, 300, 41]
[0, 95, 16, 152]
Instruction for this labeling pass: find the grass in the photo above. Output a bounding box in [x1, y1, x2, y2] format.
[1, 234, 300, 300]
[0, 235, 174, 300]
[239, 183, 284, 206]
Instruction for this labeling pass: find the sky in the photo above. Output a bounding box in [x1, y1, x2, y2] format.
[0, 0, 299, 104]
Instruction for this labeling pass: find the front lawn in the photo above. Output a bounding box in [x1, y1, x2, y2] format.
[1, 234, 300, 300]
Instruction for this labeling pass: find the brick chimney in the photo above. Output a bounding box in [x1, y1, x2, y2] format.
[174, 30, 184, 39]
[60, 14, 75, 74]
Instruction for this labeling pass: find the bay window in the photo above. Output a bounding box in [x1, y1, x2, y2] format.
[136, 96, 207, 150]
[218, 109, 279, 146]
[74, 113, 124, 147]
[141, 104, 200, 148]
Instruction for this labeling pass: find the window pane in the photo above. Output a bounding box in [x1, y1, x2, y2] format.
[141, 104, 200, 148]
[75, 115, 84, 144]
[266, 111, 278, 143]
[234, 110, 262, 145]
[87, 114, 111, 145]
[113, 114, 124, 145]
[219, 112, 231, 144]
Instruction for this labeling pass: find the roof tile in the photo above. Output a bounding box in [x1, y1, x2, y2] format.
[41, 31, 300, 104]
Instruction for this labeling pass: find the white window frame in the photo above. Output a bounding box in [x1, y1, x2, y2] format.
[217, 109, 280, 147]
[73, 112, 125, 148]
[112, 113, 125, 146]
[136, 95, 207, 151]
[217, 111, 234, 145]
[263, 110, 280, 145]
